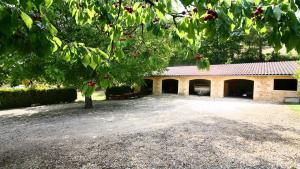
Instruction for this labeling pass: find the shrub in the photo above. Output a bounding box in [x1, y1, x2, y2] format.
[0, 88, 77, 109]
[106, 86, 133, 95]
[105, 86, 141, 100]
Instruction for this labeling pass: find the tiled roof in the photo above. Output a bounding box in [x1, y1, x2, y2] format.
[155, 61, 298, 76]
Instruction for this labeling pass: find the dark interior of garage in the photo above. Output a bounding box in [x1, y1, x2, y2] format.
[189, 79, 211, 96]
[224, 79, 254, 99]
[141, 79, 153, 95]
[274, 79, 297, 91]
[162, 79, 178, 94]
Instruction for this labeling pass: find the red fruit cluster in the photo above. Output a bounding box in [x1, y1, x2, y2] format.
[204, 9, 218, 21]
[124, 6, 133, 14]
[87, 81, 96, 87]
[254, 7, 264, 16]
[195, 54, 203, 61]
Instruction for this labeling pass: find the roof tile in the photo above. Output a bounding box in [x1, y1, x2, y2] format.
[156, 61, 298, 76]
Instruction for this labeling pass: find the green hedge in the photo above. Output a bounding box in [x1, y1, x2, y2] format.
[106, 86, 133, 95]
[0, 88, 77, 109]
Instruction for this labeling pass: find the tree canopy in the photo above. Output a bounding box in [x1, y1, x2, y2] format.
[1, 0, 300, 107]
[1, 0, 300, 61]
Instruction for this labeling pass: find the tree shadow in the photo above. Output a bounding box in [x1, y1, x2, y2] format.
[0, 97, 170, 124]
[1, 116, 299, 168]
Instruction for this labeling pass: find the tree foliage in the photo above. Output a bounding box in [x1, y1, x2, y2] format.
[169, 30, 299, 66]
[0, 1, 172, 92]
[1, 0, 300, 105]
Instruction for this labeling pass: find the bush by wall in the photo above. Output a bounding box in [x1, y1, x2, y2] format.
[0, 88, 77, 109]
[106, 86, 133, 95]
[105, 86, 141, 100]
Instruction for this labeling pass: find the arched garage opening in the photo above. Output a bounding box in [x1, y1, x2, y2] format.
[141, 79, 153, 95]
[189, 79, 211, 96]
[224, 79, 254, 99]
[162, 79, 178, 94]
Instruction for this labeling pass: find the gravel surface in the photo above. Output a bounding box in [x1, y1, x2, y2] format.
[0, 95, 300, 168]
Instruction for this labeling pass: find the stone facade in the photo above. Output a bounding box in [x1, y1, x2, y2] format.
[146, 75, 300, 103]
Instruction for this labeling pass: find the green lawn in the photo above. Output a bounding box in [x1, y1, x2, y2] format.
[76, 90, 106, 102]
[288, 105, 300, 115]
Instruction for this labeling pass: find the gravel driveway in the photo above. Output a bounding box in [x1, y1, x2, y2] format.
[0, 95, 300, 168]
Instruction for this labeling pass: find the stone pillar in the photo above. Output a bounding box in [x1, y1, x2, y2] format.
[297, 80, 300, 93]
[178, 78, 189, 95]
[153, 78, 162, 96]
[210, 77, 223, 98]
[253, 77, 272, 101]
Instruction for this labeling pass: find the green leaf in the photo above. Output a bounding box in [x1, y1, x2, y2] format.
[180, 0, 193, 6]
[259, 27, 267, 34]
[86, 8, 95, 18]
[45, 0, 53, 8]
[20, 11, 33, 30]
[81, 55, 90, 67]
[197, 58, 210, 70]
[133, 2, 140, 10]
[99, 50, 109, 58]
[64, 51, 71, 62]
[50, 40, 58, 52]
[53, 37, 62, 47]
[176, 29, 186, 39]
[100, 80, 109, 89]
[224, 0, 231, 7]
[89, 55, 99, 69]
[83, 85, 96, 97]
[273, 5, 281, 21]
[48, 24, 58, 35]
[295, 0, 300, 9]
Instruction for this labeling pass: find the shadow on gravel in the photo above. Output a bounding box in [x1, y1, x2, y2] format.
[0, 97, 172, 124]
[1, 116, 299, 168]
[0, 101, 132, 123]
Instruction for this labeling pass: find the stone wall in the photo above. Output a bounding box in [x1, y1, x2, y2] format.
[146, 75, 299, 103]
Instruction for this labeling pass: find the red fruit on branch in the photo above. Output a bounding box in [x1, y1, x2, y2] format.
[124, 6, 133, 14]
[87, 81, 96, 87]
[204, 14, 214, 21]
[195, 54, 203, 61]
[204, 9, 218, 21]
[254, 7, 264, 16]
[207, 9, 218, 18]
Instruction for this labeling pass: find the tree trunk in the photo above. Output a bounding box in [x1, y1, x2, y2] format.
[258, 37, 263, 61]
[84, 96, 93, 109]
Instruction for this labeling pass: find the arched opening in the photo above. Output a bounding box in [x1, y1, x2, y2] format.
[224, 79, 254, 99]
[162, 79, 178, 94]
[189, 79, 211, 96]
[141, 79, 153, 95]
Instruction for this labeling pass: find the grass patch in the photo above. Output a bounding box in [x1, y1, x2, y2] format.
[76, 90, 106, 102]
[288, 104, 300, 115]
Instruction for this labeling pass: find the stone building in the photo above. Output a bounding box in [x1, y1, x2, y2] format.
[144, 61, 300, 102]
